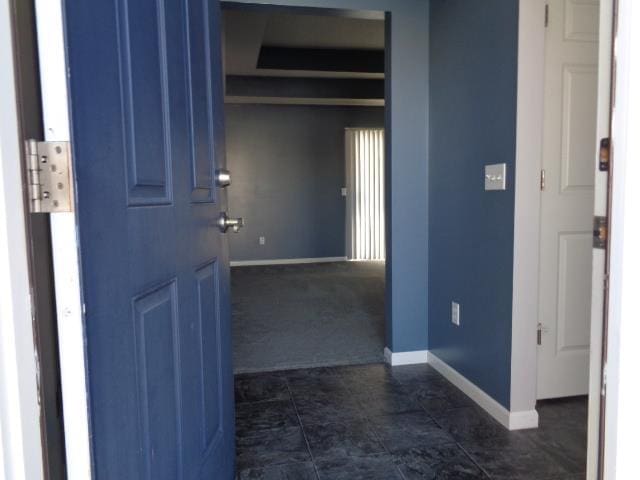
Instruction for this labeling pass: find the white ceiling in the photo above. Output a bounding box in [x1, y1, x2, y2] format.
[222, 9, 385, 79]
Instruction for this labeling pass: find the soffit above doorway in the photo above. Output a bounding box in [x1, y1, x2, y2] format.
[223, 9, 385, 80]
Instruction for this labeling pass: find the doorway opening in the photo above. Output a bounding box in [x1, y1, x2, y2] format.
[221, 4, 387, 373]
[530, 0, 605, 477]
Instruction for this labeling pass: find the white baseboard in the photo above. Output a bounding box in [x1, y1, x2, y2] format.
[426, 352, 538, 430]
[230, 256, 347, 267]
[383, 347, 429, 366]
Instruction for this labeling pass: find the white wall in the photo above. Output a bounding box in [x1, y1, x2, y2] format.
[0, 0, 44, 478]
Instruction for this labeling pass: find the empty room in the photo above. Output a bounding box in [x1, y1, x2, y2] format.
[223, 5, 388, 373]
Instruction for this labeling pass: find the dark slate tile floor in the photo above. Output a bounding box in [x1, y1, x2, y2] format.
[234, 363, 587, 480]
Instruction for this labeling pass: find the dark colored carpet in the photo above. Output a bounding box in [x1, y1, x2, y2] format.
[231, 261, 385, 373]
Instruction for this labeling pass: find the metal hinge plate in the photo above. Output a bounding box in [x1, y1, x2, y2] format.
[593, 216, 608, 249]
[599, 138, 610, 172]
[25, 140, 73, 213]
[544, 4, 549, 27]
[537, 323, 548, 345]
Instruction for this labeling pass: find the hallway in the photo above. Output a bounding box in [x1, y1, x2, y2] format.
[235, 363, 587, 479]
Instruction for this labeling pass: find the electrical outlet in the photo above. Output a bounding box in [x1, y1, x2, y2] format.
[451, 301, 460, 326]
[259, 236, 266, 245]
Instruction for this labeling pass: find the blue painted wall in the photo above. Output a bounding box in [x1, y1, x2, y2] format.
[225, 104, 384, 261]
[228, 0, 430, 354]
[428, 0, 519, 408]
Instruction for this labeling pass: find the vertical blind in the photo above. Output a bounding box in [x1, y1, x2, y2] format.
[345, 128, 385, 261]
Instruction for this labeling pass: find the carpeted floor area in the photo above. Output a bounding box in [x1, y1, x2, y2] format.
[231, 261, 385, 373]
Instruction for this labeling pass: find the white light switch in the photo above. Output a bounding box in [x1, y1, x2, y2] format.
[341, 187, 348, 197]
[259, 236, 266, 245]
[451, 301, 460, 326]
[484, 163, 507, 191]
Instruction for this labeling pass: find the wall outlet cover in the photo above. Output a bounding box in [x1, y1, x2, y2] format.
[451, 301, 460, 326]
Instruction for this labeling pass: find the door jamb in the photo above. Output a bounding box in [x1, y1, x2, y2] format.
[510, 0, 546, 421]
[0, 0, 45, 477]
[512, 0, 614, 477]
[601, 0, 640, 476]
[32, 0, 92, 478]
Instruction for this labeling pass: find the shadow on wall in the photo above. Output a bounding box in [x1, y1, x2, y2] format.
[225, 104, 384, 262]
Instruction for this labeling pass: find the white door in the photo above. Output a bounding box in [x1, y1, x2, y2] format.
[537, 0, 600, 399]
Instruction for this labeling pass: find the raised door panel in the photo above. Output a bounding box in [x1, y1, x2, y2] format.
[186, 0, 216, 203]
[118, 0, 173, 206]
[556, 233, 592, 353]
[561, 64, 598, 192]
[132, 281, 182, 480]
[195, 261, 223, 451]
[563, 0, 599, 43]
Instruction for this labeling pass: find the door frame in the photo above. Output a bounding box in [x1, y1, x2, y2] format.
[0, 0, 45, 477]
[225, 0, 431, 361]
[601, 0, 640, 476]
[30, 0, 92, 478]
[511, 0, 614, 476]
[28, 0, 431, 478]
[12, 0, 627, 478]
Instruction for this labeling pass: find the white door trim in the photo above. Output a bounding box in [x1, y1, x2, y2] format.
[0, 0, 44, 477]
[587, 0, 614, 477]
[510, 0, 546, 416]
[513, 1, 612, 477]
[33, 0, 92, 478]
[602, 0, 640, 476]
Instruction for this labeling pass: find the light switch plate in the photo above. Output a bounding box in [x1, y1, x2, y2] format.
[451, 301, 460, 326]
[485, 163, 507, 191]
[341, 187, 347, 197]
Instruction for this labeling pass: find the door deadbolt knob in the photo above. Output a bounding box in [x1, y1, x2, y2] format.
[218, 212, 244, 233]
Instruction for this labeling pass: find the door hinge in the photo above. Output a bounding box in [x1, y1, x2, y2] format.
[537, 323, 547, 345]
[540, 169, 546, 191]
[25, 139, 73, 213]
[593, 216, 608, 249]
[601, 362, 607, 396]
[544, 4, 549, 27]
[537, 323, 548, 345]
[599, 138, 611, 171]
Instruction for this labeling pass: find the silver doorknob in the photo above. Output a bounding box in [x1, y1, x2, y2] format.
[218, 212, 244, 233]
[215, 168, 231, 188]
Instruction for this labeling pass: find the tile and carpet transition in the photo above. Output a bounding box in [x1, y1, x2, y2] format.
[231, 262, 586, 479]
[231, 261, 385, 373]
[234, 363, 587, 480]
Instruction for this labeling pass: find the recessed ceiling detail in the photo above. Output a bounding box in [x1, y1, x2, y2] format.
[256, 47, 384, 74]
[222, 6, 385, 105]
[223, 9, 385, 79]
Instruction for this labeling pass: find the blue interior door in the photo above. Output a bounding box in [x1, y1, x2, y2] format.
[63, 0, 235, 478]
